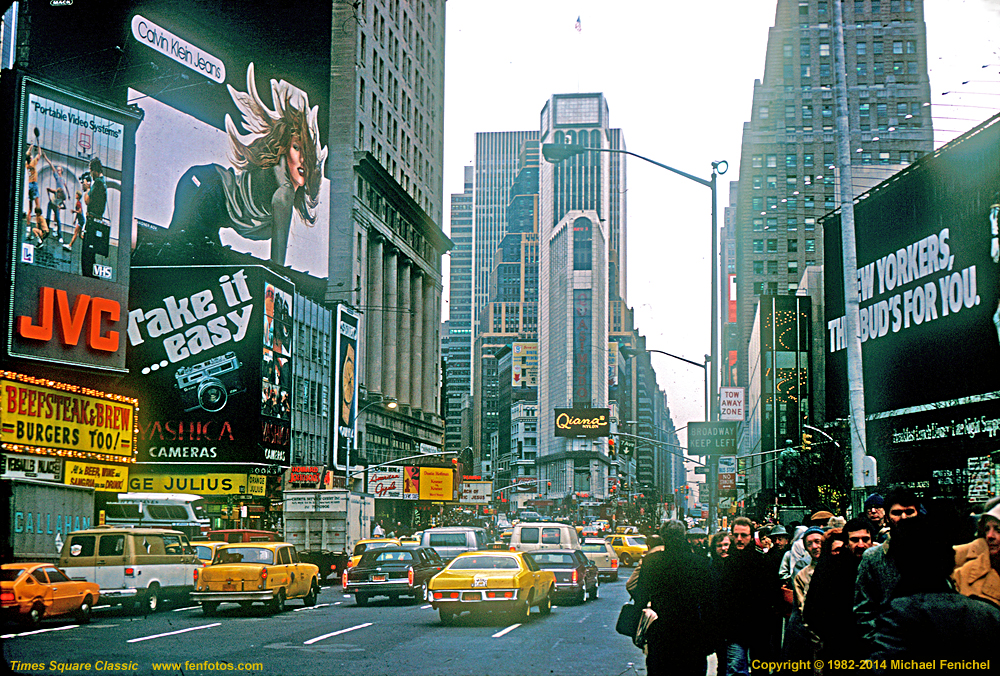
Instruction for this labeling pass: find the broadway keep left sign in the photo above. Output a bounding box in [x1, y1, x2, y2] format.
[688, 422, 739, 456]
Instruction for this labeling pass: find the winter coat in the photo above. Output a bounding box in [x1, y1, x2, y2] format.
[719, 545, 774, 646]
[871, 589, 1000, 664]
[951, 537, 1000, 607]
[853, 540, 900, 654]
[804, 552, 866, 658]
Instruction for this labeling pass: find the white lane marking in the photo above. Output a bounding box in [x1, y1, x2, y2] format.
[492, 623, 521, 638]
[2, 624, 79, 639]
[421, 604, 432, 609]
[127, 622, 221, 643]
[303, 622, 373, 645]
[173, 605, 200, 612]
[293, 603, 331, 612]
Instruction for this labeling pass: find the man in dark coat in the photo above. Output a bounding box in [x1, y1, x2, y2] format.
[633, 520, 719, 676]
[719, 517, 774, 675]
[872, 514, 1000, 666]
[803, 518, 873, 659]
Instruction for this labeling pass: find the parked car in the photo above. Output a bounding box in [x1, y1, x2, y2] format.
[581, 537, 620, 581]
[420, 527, 490, 562]
[191, 542, 319, 615]
[525, 549, 598, 604]
[59, 527, 199, 613]
[509, 522, 581, 552]
[605, 534, 648, 566]
[347, 538, 401, 568]
[1, 563, 100, 626]
[342, 546, 443, 606]
[427, 551, 555, 624]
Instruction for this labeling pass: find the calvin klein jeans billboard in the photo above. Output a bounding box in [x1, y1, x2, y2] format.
[127, 265, 293, 466]
[825, 116, 1000, 484]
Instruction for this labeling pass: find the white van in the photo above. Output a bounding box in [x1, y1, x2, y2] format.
[420, 527, 490, 562]
[509, 522, 581, 552]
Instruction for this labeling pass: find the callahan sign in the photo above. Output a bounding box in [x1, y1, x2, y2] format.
[553, 407, 610, 438]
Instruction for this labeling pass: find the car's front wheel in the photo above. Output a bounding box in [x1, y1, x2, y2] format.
[355, 593, 368, 607]
[25, 602, 44, 627]
[538, 589, 552, 615]
[620, 553, 632, 567]
[438, 607, 454, 625]
[201, 601, 219, 616]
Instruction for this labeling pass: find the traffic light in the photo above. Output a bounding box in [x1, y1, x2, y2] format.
[546, 481, 552, 488]
[802, 432, 813, 453]
[608, 437, 616, 460]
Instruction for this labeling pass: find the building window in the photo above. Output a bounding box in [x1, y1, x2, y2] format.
[753, 175, 762, 190]
[767, 196, 778, 210]
[767, 239, 778, 253]
[767, 260, 778, 275]
[752, 155, 763, 167]
[752, 196, 763, 211]
[754, 260, 764, 274]
[785, 154, 797, 168]
[766, 155, 777, 168]
[760, 106, 770, 120]
[754, 282, 765, 295]
[879, 151, 891, 164]
[753, 240, 764, 253]
[767, 282, 779, 294]
[856, 42, 867, 56]
[573, 217, 592, 270]
[788, 260, 799, 276]
[767, 217, 778, 230]
[767, 175, 777, 189]
[788, 282, 799, 293]
[787, 217, 798, 231]
[788, 239, 799, 253]
[820, 43, 831, 57]
[805, 218, 815, 231]
[753, 218, 764, 231]
[805, 239, 815, 252]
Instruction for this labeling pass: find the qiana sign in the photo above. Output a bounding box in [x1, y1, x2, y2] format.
[553, 407, 610, 438]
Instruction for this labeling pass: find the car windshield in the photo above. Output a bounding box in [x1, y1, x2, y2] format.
[216, 547, 273, 564]
[530, 552, 577, 566]
[581, 543, 607, 553]
[448, 555, 520, 570]
[195, 545, 216, 560]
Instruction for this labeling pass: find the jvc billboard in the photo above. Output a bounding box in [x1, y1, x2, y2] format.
[127, 266, 293, 467]
[825, 115, 1000, 488]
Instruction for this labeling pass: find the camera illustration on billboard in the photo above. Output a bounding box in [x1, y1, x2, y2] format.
[131, 60, 330, 276]
[8, 77, 140, 372]
[127, 266, 293, 466]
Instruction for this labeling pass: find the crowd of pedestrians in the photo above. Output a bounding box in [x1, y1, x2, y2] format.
[626, 488, 1000, 675]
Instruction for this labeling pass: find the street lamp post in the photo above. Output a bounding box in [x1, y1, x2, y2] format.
[619, 346, 710, 422]
[541, 143, 727, 420]
[348, 395, 398, 490]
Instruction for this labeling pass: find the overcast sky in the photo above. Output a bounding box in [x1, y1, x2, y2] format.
[440, 0, 1000, 447]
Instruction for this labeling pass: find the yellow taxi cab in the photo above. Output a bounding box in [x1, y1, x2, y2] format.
[398, 534, 420, 545]
[191, 542, 319, 615]
[192, 541, 228, 566]
[614, 525, 640, 535]
[604, 534, 647, 566]
[428, 551, 555, 624]
[348, 538, 401, 569]
[1, 562, 101, 627]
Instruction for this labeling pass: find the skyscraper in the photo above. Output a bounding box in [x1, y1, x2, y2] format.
[734, 0, 933, 396]
[537, 93, 620, 501]
[445, 167, 474, 454]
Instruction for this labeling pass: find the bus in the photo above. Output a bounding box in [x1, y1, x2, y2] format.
[103, 493, 209, 539]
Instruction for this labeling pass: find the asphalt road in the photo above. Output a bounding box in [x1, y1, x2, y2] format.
[3, 575, 650, 676]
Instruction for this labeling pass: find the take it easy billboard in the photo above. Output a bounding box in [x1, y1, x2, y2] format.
[127, 265, 293, 467]
[7, 75, 141, 372]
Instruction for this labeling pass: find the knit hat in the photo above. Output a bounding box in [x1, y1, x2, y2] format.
[864, 493, 885, 510]
[803, 526, 825, 539]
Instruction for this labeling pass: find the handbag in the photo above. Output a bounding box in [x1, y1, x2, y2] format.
[616, 601, 642, 638]
[634, 607, 658, 648]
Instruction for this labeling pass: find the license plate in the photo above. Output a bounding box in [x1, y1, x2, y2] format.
[372, 574, 387, 582]
[462, 592, 480, 601]
[222, 583, 236, 591]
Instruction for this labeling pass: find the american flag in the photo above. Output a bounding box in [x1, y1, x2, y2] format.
[575, 16, 582, 32]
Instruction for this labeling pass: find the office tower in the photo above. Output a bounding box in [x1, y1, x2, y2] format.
[445, 167, 474, 454]
[472, 142, 540, 475]
[473, 131, 539, 337]
[734, 0, 933, 400]
[537, 93, 619, 501]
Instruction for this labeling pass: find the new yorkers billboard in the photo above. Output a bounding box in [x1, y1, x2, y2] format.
[127, 266, 293, 467]
[825, 115, 1000, 484]
[8, 76, 141, 372]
